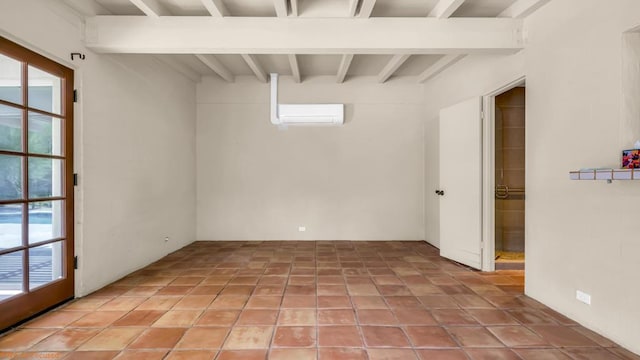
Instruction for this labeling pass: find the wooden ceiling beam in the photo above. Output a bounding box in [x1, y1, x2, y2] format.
[348, 0, 359, 17]
[417, 54, 465, 83]
[196, 54, 234, 82]
[274, 0, 288, 17]
[62, 0, 111, 16]
[241, 54, 268, 82]
[428, 0, 465, 18]
[378, 54, 410, 83]
[199, 0, 229, 17]
[128, 0, 171, 17]
[85, 17, 524, 55]
[498, 0, 551, 18]
[288, 54, 301, 82]
[155, 55, 201, 82]
[358, 0, 376, 18]
[336, 54, 354, 83]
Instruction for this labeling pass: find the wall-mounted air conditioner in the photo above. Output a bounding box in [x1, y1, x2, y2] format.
[270, 73, 344, 126]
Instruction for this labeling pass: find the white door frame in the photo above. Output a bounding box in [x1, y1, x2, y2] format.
[481, 76, 526, 272]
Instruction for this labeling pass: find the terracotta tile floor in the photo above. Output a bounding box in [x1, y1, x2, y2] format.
[1, 241, 638, 360]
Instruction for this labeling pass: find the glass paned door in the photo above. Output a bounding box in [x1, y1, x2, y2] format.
[0, 36, 74, 330]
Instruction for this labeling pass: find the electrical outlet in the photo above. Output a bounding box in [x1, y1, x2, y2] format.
[298, 226, 306, 232]
[576, 290, 591, 305]
[164, 236, 170, 242]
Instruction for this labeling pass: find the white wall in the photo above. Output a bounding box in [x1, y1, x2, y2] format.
[524, 0, 640, 353]
[197, 76, 425, 240]
[423, 0, 640, 353]
[0, 0, 197, 296]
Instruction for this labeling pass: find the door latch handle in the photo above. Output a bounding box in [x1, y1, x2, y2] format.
[435, 190, 445, 196]
[495, 184, 509, 199]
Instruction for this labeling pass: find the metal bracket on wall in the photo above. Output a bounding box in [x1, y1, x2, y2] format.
[70, 53, 85, 61]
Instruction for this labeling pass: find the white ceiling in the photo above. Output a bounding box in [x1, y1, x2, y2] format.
[453, 0, 517, 17]
[65, 0, 548, 83]
[94, 0, 517, 17]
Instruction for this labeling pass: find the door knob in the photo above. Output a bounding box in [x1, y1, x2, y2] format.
[435, 190, 445, 196]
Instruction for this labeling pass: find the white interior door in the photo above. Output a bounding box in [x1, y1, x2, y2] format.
[439, 97, 483, 270]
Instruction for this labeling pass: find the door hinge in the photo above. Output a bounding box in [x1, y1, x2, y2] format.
[74, 256, 78, 269]
[73, 89, 78, 103]
[73, 173, 78, 186]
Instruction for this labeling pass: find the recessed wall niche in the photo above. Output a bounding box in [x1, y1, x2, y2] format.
[622, 26, 640, 147]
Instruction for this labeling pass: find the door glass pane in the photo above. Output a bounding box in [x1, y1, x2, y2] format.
[0, 54, 22, 105]
[0, 104, 22, 152]
[28, 66, 61, 115]
[29, 241, 63, 290]
[0, 154, 23, 200]
[28, 157, 62, 198]
[0, 251, 24, 302]
[29, 200, 63, 244]
[28, 112, 62, 156]
[0, 204, 23, 251]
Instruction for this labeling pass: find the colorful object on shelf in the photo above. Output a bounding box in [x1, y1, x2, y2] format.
[622, 149, 640, 169]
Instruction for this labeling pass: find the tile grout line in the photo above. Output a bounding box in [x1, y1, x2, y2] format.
[1, 241, 634, 360]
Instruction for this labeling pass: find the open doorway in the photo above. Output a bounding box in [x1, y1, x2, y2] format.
[493, 86, 525, 270]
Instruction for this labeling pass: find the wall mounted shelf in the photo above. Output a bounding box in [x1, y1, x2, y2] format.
[569, 168, 640, 181]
